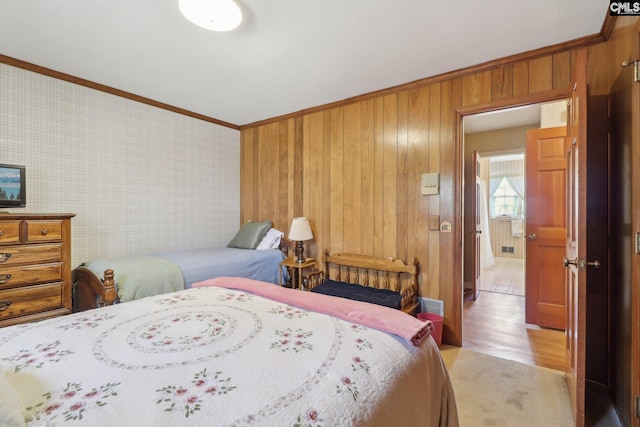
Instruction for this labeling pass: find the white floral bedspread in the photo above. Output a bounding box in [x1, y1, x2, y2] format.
[0, 286, 458, 427]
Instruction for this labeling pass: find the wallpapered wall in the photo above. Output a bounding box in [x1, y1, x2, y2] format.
[0, 63, 241, 267]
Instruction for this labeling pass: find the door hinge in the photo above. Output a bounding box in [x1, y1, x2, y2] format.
[621, 59, 640, 83]
[636, 395, 640, 418]
[636, 232, 640, 254]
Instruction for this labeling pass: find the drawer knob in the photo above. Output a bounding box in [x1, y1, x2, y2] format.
[41, 228, 48, 235]
[0, 253, 11, 263]
[0, 274, 11, 284]
[0, 230, 3, 236]
[0, 300, 11, 311]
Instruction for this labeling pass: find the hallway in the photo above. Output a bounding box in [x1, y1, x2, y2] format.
[463, 290, 565, 371]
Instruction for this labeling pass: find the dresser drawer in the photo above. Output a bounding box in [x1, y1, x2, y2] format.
[0, 244, 62, 266]
[0, 263, 63, 289]
[0, 221, 21, 245]
[0, 283, 62, 321]
[25, 220, 63, 243]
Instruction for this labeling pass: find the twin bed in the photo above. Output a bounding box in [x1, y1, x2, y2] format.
[73, 219, 289, 311]
[72, 246, 286, 311]
[0, 249, 459, 426]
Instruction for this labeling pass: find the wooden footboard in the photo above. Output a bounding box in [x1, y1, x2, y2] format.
[307, 251, 419, 315]
[72, 267, 118, 312]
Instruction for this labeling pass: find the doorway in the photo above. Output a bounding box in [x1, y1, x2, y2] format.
[461, 100, 568, 370]
[473, 151, 526, 297]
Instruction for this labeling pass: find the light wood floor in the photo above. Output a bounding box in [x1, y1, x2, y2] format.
[463, 290, 566, 371]
[480, 259, 525, 296]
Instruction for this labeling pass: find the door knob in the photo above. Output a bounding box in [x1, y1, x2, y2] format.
[563, 257, 600, 270]
[527, 233, 537, 240]
[586, 260, 601, 269]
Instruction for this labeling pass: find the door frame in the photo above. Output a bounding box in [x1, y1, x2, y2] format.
[454, 87, 572, 345]
[470, 150, 481, 300]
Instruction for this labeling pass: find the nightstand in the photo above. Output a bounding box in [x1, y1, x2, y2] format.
[279, 257, 316, 290]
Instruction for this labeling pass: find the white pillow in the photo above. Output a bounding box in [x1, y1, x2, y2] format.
[256, 228, 284, 250]
[0, 370, 25, 427]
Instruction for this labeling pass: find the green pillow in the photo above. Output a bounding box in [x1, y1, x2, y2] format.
[227, 221, 272, 249]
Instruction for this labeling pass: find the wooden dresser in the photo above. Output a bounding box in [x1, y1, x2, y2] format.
[0, 213, 75, 327]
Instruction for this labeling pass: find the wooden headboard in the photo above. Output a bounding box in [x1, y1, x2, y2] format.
[307, 251, 419, 315]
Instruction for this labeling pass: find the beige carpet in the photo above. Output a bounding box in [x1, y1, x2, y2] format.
[440, 346, 574, 427]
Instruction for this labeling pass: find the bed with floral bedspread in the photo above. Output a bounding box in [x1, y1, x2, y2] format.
[0, 276, 458, 427]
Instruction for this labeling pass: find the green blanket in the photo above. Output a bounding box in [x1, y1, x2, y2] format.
[81, 255, 185, 302]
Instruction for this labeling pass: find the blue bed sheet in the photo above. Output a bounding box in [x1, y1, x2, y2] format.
[152, 247, 286, 288]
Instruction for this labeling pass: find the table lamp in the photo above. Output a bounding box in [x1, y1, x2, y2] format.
[288, 217, 313, 263]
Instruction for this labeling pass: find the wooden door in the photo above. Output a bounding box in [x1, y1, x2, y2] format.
[470, 150, 481, 300]
[564, 49, 587, 427]
[629, 23, 640, 427]
[525, 126, 568, 330]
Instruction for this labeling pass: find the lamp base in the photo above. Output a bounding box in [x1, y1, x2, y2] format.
[294, 241, 306, 264]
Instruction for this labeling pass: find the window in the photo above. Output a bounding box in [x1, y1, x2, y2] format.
[490, 176, 523, 218]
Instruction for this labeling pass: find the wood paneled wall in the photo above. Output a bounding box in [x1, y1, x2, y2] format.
[241, 47, 587, 345]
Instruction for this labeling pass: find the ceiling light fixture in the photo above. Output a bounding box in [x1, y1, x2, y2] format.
[179, 0, 242, 32]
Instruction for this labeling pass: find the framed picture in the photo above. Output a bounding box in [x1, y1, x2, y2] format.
[0, 164, 26, 207]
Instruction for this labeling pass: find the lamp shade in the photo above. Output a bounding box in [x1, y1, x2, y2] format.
[179, 0, 242, 32]
[288, 217, 313, 241]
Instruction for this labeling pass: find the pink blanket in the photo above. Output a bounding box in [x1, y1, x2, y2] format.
[192, 276, 433, 346]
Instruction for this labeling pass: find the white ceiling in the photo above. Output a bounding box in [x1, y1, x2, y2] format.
[464, 104, 542, 134]
[0, 0, 608, 127]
